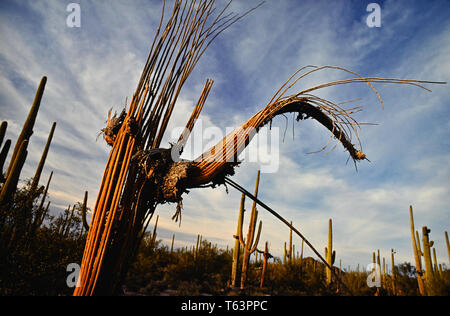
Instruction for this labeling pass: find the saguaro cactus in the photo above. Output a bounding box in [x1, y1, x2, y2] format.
[445, 231, 449, 266]
[0, 121, 7, 148]
[432, 248, 439, 275]
[0, 121, 10, 183]
[284, 221, 293, 264]
[77, 191, 89, 232]
[238, 170, 262, 290]
[26, 171, 54, 243]
[194, 234, 203, 260]
[409, 205, 425, 295]
[422, 226, 434, 282]
[324, 218, 335, 285]
[6, 77, 47, 180]
[0, 139, 11, 184]
[231, 193, 245, 288]
[30, 122, 56, 193]
[391, 249, 396, 295]
[150, 215, 159, 248]
[170, 234, 175, 253]
[0, 140, 28, 206]
[259, 241, 272, 289]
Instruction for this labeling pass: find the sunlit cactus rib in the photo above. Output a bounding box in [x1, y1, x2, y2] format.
[74, 0, 261, 295]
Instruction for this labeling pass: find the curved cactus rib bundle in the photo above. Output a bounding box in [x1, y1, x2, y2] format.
[187, 67, 444, 186]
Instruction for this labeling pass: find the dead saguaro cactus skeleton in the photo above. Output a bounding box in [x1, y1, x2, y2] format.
[74, 0, 445, 296]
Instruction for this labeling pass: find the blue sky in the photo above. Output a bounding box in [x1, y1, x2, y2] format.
[0, 0, 449, 271]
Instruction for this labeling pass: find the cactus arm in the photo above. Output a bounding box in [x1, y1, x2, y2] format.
[416, 230, 423, 256]
[250, 220, 262, 253]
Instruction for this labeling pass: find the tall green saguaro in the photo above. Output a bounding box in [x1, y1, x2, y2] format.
[422, 226, 434, 283]
[30, 122, 56, 193]
[0, 122, 11, 183]
[6, 77, 47, 179]
[445, 231, 450, 266]
[0, 121, 7, 149]
[391, 249, 396, 295]
[409, 205, 425, 295]
[284, 221, 293, 264]
[81, 191, 90, 232]
[325, 218, 335, 285]
[231, 193, 245, 288]
[239, 170, 262, 290]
